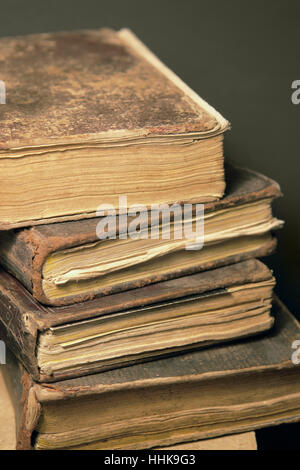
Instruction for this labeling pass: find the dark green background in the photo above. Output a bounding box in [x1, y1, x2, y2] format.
[1, 0, 299, 450]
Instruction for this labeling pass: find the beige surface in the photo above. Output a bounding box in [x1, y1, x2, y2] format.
[158, 432, 257, 450]
[0, 370, 256, 450]
[0, 371, 16, 450]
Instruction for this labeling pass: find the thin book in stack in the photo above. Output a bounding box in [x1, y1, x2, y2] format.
[0, 27, 299, 450]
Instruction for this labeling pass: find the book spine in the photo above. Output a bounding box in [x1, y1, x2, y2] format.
[0, 229, 35, 293]
[0, 270, 40, 380]
[0, 228, 55, 305]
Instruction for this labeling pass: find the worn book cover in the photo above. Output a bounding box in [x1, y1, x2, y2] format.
[0, 165, 282, 306]
[0, 259, 275, 382]
[0, 28, 229, 229]
[2, 297, 299, 450]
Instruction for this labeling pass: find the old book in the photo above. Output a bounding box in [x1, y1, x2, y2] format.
[0, 28, 229, 230]
[2, 297, 299, 450]
[0, 370, 257, 450]
[0, 259, 274, 382]
[0, 165, 283, 306]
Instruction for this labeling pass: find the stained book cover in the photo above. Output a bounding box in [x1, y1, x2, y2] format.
[0, 28, 228, 149]
[2, 297, 300, 450]
[0, 165, 282, 306]
[0, 258, 274, 382]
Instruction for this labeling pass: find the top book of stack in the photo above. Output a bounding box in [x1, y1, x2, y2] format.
[0, 28, 229, 230]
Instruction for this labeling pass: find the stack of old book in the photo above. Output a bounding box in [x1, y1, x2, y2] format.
[0, 28, 299, 451]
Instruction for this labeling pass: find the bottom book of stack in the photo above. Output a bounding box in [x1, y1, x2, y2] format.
[0, 372, 257, 450]
[2, 297, 300, 450]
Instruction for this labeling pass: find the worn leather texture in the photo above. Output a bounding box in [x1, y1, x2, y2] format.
[0, 28, 227, 150]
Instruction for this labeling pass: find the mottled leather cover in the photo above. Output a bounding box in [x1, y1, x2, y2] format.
[2, 297, 300, 450]
[0, 258, 273, 382]
[0, 28, 228, 150]
[0, 165, 282, 306]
